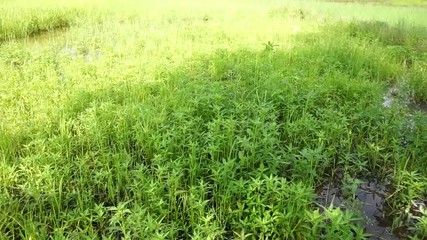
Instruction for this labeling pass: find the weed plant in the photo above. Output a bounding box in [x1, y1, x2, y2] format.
[0, 0, 426, 239]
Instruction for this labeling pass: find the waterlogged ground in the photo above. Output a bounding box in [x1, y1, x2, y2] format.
[318, 178, 396, 239]
[0, 0, 427, 239]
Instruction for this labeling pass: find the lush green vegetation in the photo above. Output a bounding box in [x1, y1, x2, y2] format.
[0, 0, 91, 43]
[0, 0, 426, 239]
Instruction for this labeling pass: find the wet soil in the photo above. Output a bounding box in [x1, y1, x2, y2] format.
[382, 85, 427, 114]
[22, 28, 68, 46]
[316, 178, 404, 239]
[408, 102, 427, 114]
[20, 29, 101, 62]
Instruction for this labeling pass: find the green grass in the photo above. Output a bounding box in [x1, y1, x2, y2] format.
[0, 0, 92, 43]
[0, 0, 426, 239]
[327, 0, 427, 6]
[276, 0, 427, 25]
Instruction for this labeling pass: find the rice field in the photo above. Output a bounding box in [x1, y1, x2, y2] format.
[0, 0, 426, 239]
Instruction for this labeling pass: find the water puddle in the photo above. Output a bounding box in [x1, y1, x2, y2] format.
[61, 46, 101, 62]
[382, 85, 427, 114]
[21, 28, 68, 47]
[408, 102, 427, 114]
[382, 86, 398, 108]
[316, 178, 403, 239]
[18, 28, 102, 62]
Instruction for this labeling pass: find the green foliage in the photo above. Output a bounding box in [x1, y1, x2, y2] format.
[0, 3, 87, 42]
[0, 0, 426, 239]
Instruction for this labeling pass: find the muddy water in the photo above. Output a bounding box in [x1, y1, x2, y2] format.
[316, 179, 401, 239]
[382, 85, 427, 114]
[408, 102, 427, 114]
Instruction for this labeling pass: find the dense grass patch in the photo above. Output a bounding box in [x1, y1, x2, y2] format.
[0, 0, 99, 43]
[0, 0, 426, 239]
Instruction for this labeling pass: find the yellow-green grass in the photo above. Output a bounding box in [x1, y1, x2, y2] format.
[0, 0, 102, 43]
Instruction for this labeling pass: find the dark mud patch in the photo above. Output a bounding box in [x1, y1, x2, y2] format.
[316, 178, 406, 239]
[408, 101, 427, 114]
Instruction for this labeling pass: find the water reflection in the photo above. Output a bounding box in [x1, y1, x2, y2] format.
[317, 179, 400, 239]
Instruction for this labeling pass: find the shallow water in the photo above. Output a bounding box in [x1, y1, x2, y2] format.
[19, 29, 101, 62]
[316, 179, 401, 239]
[382, 85, 427, 114]
[20, 28, 68, 46]
[409, 102, 427, 114]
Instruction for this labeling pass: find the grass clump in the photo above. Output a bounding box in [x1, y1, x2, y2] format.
[323, 20, 427, 102]
[0, 1, 95, 43]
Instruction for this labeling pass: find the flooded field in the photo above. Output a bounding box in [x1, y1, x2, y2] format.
[317, 178, 398, 239]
